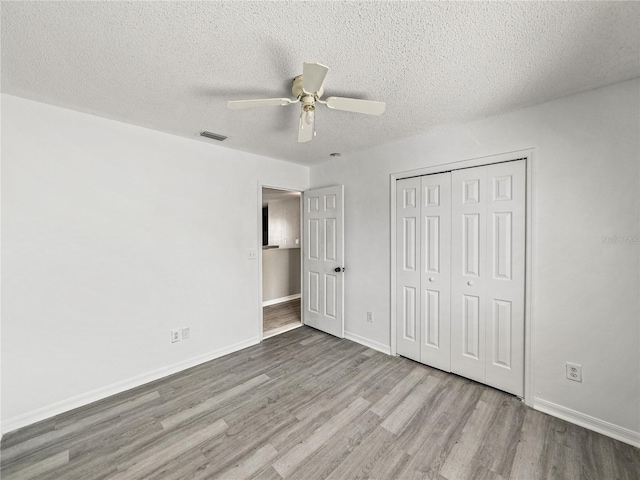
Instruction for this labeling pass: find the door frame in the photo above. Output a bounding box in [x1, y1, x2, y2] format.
[257, 182, 305, 342]
[389, 148, 536, 406]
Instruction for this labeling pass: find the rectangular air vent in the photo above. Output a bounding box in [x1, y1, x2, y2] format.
[200, 131, 227, 141]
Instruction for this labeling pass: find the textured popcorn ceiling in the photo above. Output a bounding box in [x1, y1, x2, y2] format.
[2, 1, 639, 165]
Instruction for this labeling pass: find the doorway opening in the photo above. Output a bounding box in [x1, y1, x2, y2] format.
[261, 187, 303, 338]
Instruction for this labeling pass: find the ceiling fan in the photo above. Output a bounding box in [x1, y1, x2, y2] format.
[227, 62, 385, 143]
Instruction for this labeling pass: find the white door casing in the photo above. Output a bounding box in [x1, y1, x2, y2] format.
[420, 173, 452, 371]
[303, 186, 344, 338]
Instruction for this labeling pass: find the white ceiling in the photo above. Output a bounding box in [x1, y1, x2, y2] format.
[2, 2, 639, 166]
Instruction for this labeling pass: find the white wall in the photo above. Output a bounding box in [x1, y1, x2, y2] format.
[262, 248, 301, 302]
[310, 79, 640, 443]
[1, 94, 308, 430]
[267, 196, 301, 248]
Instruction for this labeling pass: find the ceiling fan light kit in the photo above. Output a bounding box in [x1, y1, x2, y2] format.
[227, 62, 385, 143]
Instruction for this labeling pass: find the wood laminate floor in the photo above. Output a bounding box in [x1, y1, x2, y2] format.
[263, 299, 301, 338]
[2, 326, 639, 480]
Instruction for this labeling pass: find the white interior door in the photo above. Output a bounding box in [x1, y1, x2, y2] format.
[450, 160, 526, 396]
[450, 166, 488, 384]
[420, 173, 452, 371]
[303, 186, 344, 338]
[396, 177, 421, 361]
[396, 160, 526, 397]
[484, 161, 526, 395]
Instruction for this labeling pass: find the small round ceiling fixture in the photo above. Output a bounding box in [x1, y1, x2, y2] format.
[330, 152, 341, 157]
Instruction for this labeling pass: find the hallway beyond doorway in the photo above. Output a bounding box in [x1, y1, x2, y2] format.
[263, 298, 302, 338]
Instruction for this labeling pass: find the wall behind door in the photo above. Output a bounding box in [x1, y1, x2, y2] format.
[309, 79, 640, 441]
[262, 249, 301, 302]
[268, 196, 301, 248]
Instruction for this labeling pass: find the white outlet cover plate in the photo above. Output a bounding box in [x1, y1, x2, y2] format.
[566, 362, 582, 382]
[182, 327, 190, 339]
[247, 248, 257, 260]
[171, 329, 181, 343]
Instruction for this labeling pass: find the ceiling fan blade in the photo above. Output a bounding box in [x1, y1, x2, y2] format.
[325, 97, 386, 115]
[302, 62, 329, 95]
[298, 110, 315, 143]
[227, 98, 292, 109]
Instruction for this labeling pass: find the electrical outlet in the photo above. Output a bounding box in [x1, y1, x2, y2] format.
[182, 327, 190, 340]
[171, 329, 181, 343]
[366, 312, 374, 323]
[247, 248, 257, 260]
[566, 362, 582, 382]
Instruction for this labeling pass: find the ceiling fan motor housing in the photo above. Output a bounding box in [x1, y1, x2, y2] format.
[292, 74, 323, 99]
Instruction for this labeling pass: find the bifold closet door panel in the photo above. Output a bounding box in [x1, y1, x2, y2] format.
[396, 177, 421, 361]
[397, 160, 525, 396]
[450, 166, 488, 384]
[420, 173, 452, 371]
[484, 160, 526, 396]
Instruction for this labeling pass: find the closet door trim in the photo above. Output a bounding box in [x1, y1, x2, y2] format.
[389, 148, 536, 406]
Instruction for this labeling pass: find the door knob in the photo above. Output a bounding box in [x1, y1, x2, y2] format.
[467, 281, 474, 286]
[428, 277, 435, 282]
[334, 267, 345, 273]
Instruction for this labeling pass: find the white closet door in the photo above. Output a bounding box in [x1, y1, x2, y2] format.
[420, 173, 452, 371]
[484, 161, 526, 395]
[396, 160, 525, 396]
[450, 160, 526, 396]
[396, 177, 421, 361]
[451, 166, 488, 384]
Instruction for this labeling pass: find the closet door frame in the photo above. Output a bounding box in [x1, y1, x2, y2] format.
[389, 149, 536, 406]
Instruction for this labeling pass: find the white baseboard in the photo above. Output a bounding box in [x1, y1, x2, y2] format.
[2, 337, 260, 435]
[344, 331, 391, 355]
[534, 397, 640, 448]
[262, 294, 301, 307]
